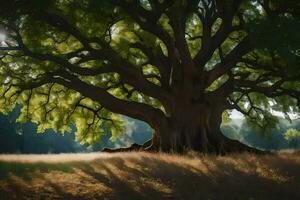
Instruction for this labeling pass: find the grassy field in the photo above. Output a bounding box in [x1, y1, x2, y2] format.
[0, 152, 299, 200]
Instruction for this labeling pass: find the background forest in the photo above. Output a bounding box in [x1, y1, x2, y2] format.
[0, 107, 299, 153]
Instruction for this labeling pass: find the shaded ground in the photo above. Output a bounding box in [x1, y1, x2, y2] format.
[0, 152, 299, 200]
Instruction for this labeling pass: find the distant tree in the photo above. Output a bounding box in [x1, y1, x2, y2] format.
[0, 0, 299, 153]
[284, 128, 300, 148]
[0, 113, 21, 153]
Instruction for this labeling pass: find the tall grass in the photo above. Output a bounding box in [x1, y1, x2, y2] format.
[0, 151, 299, 200]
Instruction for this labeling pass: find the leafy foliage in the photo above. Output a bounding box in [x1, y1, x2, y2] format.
[284, 128, 300, 148]
[0, 0, 299, 147]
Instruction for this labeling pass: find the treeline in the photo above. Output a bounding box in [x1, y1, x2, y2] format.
[0, 107, 152, 154]
[222, 118, 300, 151]
[0, 107, 299, 153]
[0, 109, 87, 153]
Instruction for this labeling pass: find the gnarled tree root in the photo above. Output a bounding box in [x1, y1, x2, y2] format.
[102, 137, 269, 155]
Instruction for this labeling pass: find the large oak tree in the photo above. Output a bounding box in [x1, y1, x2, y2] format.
[0, 0, 299, 153]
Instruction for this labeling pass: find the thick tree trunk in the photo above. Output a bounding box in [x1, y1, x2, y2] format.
[148, 117, 260, 154]
[144, 103, 263, 154]
[105, 103, 264, 154]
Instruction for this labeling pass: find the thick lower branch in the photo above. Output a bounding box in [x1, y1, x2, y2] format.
[51, 73, 167, 127]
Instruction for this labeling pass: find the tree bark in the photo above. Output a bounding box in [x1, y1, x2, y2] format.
[114, 103, 264, 155]
[148, 115, 261, 154]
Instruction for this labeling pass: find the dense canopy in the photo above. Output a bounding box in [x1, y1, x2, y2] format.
[0, 0, 299, 153]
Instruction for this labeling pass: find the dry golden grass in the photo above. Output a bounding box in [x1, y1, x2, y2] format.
[0, 151, 299, 200]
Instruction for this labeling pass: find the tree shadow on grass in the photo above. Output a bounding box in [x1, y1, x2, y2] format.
[0, 153, 300, 200]
[0, 161, 74, 180]
[0, 161, 74, 200]
[198, 155, 300, 200]
[73, 155, 300, 200]
[77, 157, 180, 199]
